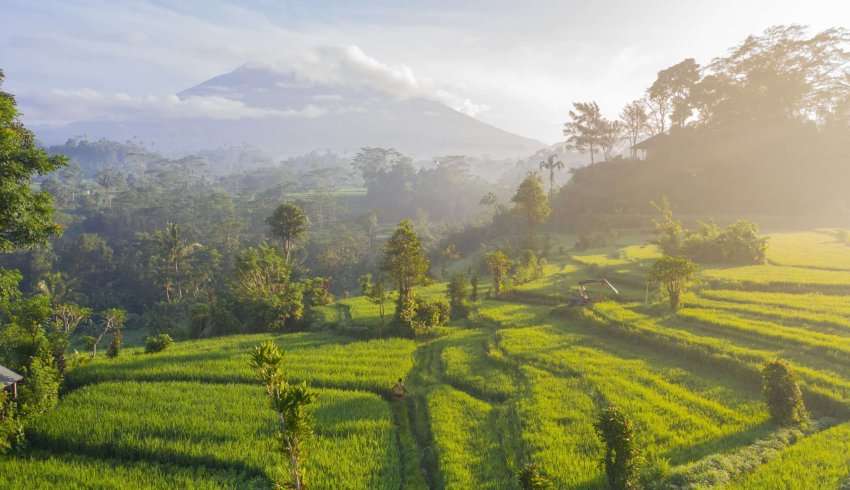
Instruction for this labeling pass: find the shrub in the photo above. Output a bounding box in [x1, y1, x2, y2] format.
[652, 199, 767, 264]
[414, 298, 449, 329]
[518, 462, 553, 489]
[18, 354, 61, 418]
[144, 333, 174, 354]
[762, 360, 807, 426]
[106, 330, 122, 358]
[303, 277, 333, 307]
[596, 405, 640, 490]
[0, 391, 23, 454]
[715, 221, 768, 264]
[512, 250, 545, 285]
[486, 250, 511, 296]
[648, 256, 698, 310]
[682, 220, 768, 264]
[447, 273, 471, 320]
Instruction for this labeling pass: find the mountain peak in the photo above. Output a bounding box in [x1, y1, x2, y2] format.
[38, 65, 545, 159]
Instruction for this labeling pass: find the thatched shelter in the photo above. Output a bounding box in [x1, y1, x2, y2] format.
[0, 365, 23, 399]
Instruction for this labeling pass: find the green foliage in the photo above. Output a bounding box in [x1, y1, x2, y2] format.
[648, 255, 698, 310]
[469, 273, 479, 302]
[48, 302, 91, 373]
[485, 250, 511, 296]
[538, 155, 565, 199]
[394, 290, 419, 336]
[0, 390, 23, 454]
[762, 360, 807, 426]
[0, 275, 53, 370]
[595, 405, 640, 490]
[0, 70, 67, 252]
[249, 340, 285, 387]
[563, 101, 608, 164]
[359, 273, 388, 325]
[251, 341, 317, 490]
[144, 333, 174, 354]
[232, 244, 303, 330]
[106, 329, 123, 358]
[512, 249, 545, 285]
[511, 173, 550, 245]
[89, 307, 126, 358]
[652, 201, 766, 265]
[302, 277, 332, 308]
[381, 219, 429, 300]
[18, 354, 61, 418]
[413, 298, 449, 330]
[446, 273, 470, 320]
[683, 221, 768, 264]
[266, 202, 309, 263]
[518, 462, 553, 489]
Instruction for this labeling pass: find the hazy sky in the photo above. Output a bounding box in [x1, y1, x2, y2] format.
[2, 0, 846, 143]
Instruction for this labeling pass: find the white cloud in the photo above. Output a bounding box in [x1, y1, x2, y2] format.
[281, 44, 491, 117]
[19, 89, 325, 125]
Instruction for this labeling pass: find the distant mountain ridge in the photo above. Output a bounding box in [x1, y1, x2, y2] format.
[35, 65, 545, 159]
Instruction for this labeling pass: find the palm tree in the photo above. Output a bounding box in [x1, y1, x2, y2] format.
[539, 155, 565, 199]
[155, 222, 202, 302]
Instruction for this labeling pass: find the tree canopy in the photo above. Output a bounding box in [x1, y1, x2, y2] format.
[0, 69, 67, 252]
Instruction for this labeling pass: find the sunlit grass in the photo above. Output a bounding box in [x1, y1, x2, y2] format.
[767, 230, 850, 271]
[426, 385, 515, 489]
[67, 331, 416, 395]
[27, 382, 400, 489]
[725, 421, 850, 489]
[703, 264, 850, 290]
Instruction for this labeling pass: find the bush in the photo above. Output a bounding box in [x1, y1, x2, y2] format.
[682, 220, 767, 264]
[652, 200, 767, 264]
[0, 391, 23, 454]
[648, 256, 698, 311]
[762, 360, 807, 426]
[518, 462, 553, 489]
[144, 333, 174, 354]
[18, 354, 61, 418]
[447, 273, 471, 320]
[596, 405, 640, 490]
[394, 294, 449, 337]
[414, 298, 449, 329]
[106, 330, 122, 358]
[512, 250, 545, 285]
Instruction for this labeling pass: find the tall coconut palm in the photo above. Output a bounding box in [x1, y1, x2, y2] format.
[539, 155, 565, 199]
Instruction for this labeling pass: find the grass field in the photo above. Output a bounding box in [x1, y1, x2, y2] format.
[3, 229, 850, 488]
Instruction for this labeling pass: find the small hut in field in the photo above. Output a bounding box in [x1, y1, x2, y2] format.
[0, 365, 23, 400]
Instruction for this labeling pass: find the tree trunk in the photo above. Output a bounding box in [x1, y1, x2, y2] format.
[92, 324, 111, 358]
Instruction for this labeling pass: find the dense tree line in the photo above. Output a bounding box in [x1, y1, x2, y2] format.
[553, 26, 850, 224]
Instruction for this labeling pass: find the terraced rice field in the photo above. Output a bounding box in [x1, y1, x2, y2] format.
[4, 229, 850, 488]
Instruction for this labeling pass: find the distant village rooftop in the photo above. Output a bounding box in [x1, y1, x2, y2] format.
[632, 133, 670, 160]
[1, 365, 23, 399]
[0, 365, 22, 387]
